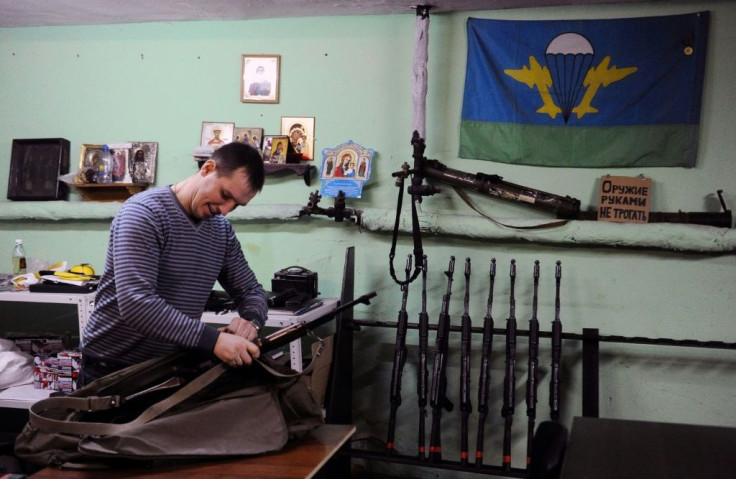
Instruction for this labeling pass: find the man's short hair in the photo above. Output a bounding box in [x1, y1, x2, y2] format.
[211, 142, 265, 192]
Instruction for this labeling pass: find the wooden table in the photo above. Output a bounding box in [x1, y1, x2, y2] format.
[560, 417, 736, 479]
[32, 424, 355, 479]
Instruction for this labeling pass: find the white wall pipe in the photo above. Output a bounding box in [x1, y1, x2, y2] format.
[1, 202, 734, 253]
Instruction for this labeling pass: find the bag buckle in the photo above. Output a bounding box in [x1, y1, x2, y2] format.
[86, 395, 121, 412]
[306, 329, 325, 358]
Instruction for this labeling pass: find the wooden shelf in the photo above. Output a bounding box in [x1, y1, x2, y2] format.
[264, 163, 316, 186]
[71, 183, 148, 202]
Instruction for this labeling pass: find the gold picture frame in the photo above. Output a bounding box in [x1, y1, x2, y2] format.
[241, 54, 280, 103]
[201, 122, 235, 149]
[234, 127, 264, 150]
[262, 135, 289, 164]
[280, 116, 315, 160]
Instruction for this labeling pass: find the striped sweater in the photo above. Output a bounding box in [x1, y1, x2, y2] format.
[82, 186, 267, 365]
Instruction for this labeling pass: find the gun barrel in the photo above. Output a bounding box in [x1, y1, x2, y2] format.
[255, 291, 376, 352]
[460, 258, 472, 465]
[550, 261, 563, 420]
[474, 258, 496, 467]
[502, 259, 517, 471]
[417, 255, 429, 459]
[423, 159, 581, 219]
[576, 209, 732, 227]
[526, 261, 541, 464]
[429, 256, 455, 461]
[387, 255, 412, 454]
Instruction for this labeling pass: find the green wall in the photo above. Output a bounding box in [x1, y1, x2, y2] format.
[1, 2, 735, 477]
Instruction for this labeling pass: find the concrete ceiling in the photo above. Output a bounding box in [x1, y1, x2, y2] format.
[0, 0, 695, 28]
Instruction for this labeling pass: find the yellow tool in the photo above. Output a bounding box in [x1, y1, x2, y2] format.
[38, 264, 98, 282]
[69, 263, 95, 276]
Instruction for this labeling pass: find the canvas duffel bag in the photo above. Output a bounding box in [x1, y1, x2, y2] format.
[14, 349, 324, 469]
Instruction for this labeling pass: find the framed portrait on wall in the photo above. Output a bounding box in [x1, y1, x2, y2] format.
[280, 116, 315, 160]
[241, 54, 280, 103]
[234, 127, 264, 150]
[201, 122, 235, 149]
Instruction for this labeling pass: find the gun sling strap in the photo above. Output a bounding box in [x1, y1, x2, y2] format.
[452, 186, 570, 230]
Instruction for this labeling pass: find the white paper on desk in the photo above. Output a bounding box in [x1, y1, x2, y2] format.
[0, 384, 52, 402]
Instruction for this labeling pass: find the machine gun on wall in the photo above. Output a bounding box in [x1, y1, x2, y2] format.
[388, 130, 731, 285]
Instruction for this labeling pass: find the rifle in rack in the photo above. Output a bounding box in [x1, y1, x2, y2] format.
[474, 258, 496, 467]
[417, 255, 430, 459]
[386, 255, 412, 454]
[459, 258, 473, 465]
[526, 261, 541, 466]
[502, 259, 518, 471]
[549, 261, 563, 422]
[429, 256, 455, 462]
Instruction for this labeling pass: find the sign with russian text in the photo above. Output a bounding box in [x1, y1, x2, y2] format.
[597, 176, 652, 223]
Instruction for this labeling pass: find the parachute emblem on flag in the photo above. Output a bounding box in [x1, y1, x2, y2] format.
[504, 32, 638, 124]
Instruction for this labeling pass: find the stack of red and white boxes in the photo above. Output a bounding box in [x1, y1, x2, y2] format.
[33, 350, 81, 392]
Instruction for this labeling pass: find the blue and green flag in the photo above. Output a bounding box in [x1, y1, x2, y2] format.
[459, 12, 709, 167]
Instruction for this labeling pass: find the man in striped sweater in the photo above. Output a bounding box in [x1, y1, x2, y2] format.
[80, 142, 268, 385]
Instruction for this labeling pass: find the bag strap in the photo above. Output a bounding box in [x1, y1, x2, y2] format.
[29, 362, 228, 436]
[30, 335, 326, 435]
[257, 334, 325, 378]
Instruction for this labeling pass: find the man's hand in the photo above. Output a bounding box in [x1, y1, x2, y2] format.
[213, 332, 260, 368]
[222, 317, 260, 341]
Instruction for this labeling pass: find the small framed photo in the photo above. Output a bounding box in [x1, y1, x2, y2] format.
[107, 142, 133, 183]
[201, 122, 235, 149]
[79, 144, 105, 171]
[280, 116, 315, 160]
[241, 54, 280, 103]
[234, 127, 264, 150]
[262, 135, 289, 164]
[77, 144, 105, 183]
[129, 142, 158, 184]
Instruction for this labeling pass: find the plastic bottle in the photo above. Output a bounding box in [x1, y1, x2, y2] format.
[96, 145, 113, 184]
[12, 239, 27, 275]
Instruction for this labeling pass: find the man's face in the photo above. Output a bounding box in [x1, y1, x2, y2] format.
[191, 162, 256, 219]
